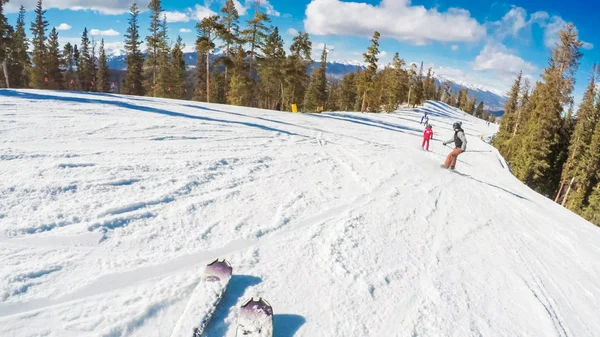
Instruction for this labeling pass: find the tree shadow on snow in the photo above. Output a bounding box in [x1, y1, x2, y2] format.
[0, 90, 298, 136]
[203, 275, 262, 336]
[274, 314, 306, 337]
[453, 171, 528, 200]
[310, 113, 422, 136]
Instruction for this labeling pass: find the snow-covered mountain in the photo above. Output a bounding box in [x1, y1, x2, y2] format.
[1, 89, 599, 337]
[106, 51, 507, 113]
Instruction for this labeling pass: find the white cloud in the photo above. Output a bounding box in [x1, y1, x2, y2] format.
[542, 16, 567, 48]
[492, 6, 527, 39]
[472, 43, 536, 74]
[55, 23, 72, 31]
[189, 4, 217, 21]
[163, 11, 190, 23]
[233, 0, 247, 16]
[451, 45, 459, 51]
[244, 0, 279, 17]
[90, 29, 120, 36]
[5, 0, 151, 15]
[532, 14, 589, 50]
[287, 28, 299, 36]
[304, 0, 486, 45]
[434, 65, 513, 96]
[380, 50, 388, 57]
[179, 28, 192, 33]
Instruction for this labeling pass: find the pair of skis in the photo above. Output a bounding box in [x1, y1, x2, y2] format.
[170, 258, 273, 337]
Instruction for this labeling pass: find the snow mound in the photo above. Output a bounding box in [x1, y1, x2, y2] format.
[0, 89, 599, 337]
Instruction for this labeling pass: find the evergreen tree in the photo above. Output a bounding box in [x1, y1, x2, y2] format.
[467, 95, 477, 114]
[0, 0, 11, 88]
[457, 88, 469, 111]
[556, 69, 597, 209]
[124, 3, 144, 96]
[145, 0, 164, 94]
[583, 182, 600, 226]
[228, 44, 252, 106]
[258, 26, 286, 109]
[511, 23, 583, 196]
[78, 28, 93, 91]
[337, 72, 357, 111]
[63, 42, 76, 89]
[170, 36, 186, 99]
[359, 31, 380, 112]
[476, 101, 484, 117]
[30, 0, 49, 89]
[45, 27, 62, 89]
[242, 9, 270, 77]
[197, 15, 223, 103]
[154, 16, 171, 97]
[412, 61, 424, 106]
[283, 31, 311, 111]
[218, 0, 240, 95]
[391, 53, 408, 105]
[9, 6, 30, 88]
[495, 72, 523, 154]
[303, 44, 328, 112]
[97, 39, 110, 92]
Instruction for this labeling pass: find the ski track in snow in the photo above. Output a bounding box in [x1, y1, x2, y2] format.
[1, 89, 600, 337]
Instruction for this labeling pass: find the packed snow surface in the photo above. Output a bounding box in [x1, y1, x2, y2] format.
[1, 89, 599, 337]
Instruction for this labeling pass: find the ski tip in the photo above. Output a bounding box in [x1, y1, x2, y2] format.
[207, 258, 232, 268]
[240, 297, 273, 316]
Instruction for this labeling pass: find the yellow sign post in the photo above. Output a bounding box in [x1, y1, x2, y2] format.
[291, 104, 298, 113]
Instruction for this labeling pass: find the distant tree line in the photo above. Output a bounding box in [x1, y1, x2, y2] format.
[494, 23, 600, 226]
[0, 0, 494, 119]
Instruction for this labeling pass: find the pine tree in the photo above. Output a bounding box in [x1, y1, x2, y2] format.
[412, 62, 424, 106]
[555, 69, 597, 209]
[96, 39, 110, 92]
[583, 182, 600, 226]
[512, 24, 583, 196]
[63, 43, 74, 89]
[228, 44, 252, 106]
[145, 0, 164, 94]
[0, 0, 11, 88]
[30, 0, 48, 89]
[9, 6, 30, 88]
[457, 88, 469, 111]
[197, 15, 223, 103]
[45, 27, 62, 89]
[303, 45, 328, 112]
[494, 72, 522, 154]
[124, 3, 144, 96]
[154, 16, 172, 97]
[242, 9, 270, 78]
[359, 31, 380, 112]
[78, 28, 93, 91]
[283, 31, 311, 111]
[171, 36, 186, 99]
[467, 95, 477, 114]
[337, 72, 357, 111]
[219, 0, 240, 96]
[476, 101, 484, 117]
[391, 53, 408, 105]
[258, 26, 286, 109]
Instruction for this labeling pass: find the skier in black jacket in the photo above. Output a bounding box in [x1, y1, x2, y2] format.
[442, 122, 467, 170]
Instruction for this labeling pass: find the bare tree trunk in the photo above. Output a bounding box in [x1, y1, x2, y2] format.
[361, 91, 367, 113]
[206, 52, 210, 103]
[2, 60, 9, 88]
[555, 181, 566, 203]
[561, 177, 576, 207]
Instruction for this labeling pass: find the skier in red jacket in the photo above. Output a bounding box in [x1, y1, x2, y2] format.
[422, 124, 433, 151]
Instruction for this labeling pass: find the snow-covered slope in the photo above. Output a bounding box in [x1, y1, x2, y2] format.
[0, 90, 599, 337]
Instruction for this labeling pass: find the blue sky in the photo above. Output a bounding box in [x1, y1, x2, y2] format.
[5, 0, 600, 100]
